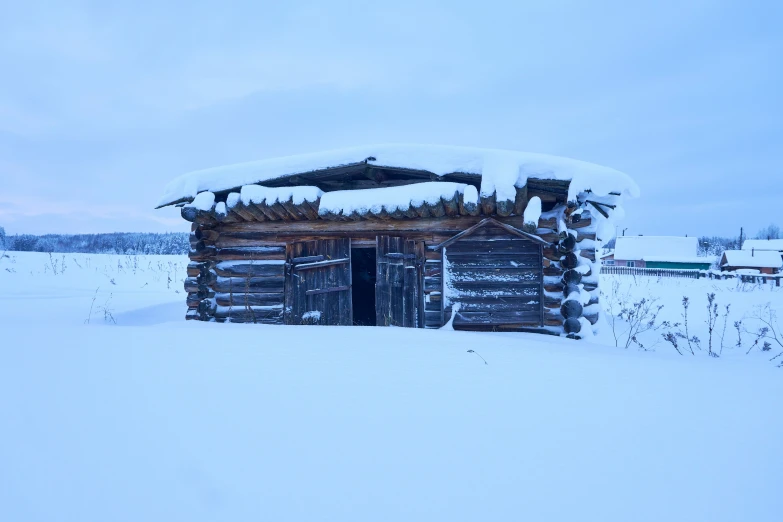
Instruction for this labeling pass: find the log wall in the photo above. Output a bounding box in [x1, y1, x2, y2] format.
[184, 205, 598, 337]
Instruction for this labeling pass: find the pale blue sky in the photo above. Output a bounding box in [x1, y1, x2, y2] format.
[1, 0, 780, 236]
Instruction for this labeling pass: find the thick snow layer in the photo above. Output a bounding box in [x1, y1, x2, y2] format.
[721, 249, 783, 268]
[2, 252, 781, 522]
[318, 182, 471, 216]
[613, 236, 702, 262]
[238, 184, 322, 207]
[742, 239, 783, 252]
[522, 196, 542, 225]
[184, 190, 215, 211]
[158, 144, 639, 207]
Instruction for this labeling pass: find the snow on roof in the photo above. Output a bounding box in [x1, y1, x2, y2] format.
[742, 239, 783, 252]
[613, 236, 704, 263]
[318, 182, 473, 217]
[158, 144, 639, 208]
[721, 250, 782, 268]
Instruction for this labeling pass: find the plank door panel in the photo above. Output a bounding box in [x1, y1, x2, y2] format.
[445, 230, 544, 329]
[285, 238, 352, 325]
[376, 236, 424, 327]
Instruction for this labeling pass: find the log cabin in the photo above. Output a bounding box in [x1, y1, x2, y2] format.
[158, 145, 638, 338]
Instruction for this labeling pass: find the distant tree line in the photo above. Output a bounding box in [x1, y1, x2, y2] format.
[699, 223, 779, 257]
[0, 229, 189, 255]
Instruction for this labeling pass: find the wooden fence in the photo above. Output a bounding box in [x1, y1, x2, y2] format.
[602, 266, 782, 286]
[601, 266, 700, 279]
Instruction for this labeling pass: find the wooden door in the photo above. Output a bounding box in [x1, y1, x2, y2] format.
[285, 238, 352, 325]
[445, 232, 544, 329]
[376, 236, 424, 327]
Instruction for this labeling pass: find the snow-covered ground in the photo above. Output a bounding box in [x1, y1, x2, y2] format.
[1, 253, 781, 522]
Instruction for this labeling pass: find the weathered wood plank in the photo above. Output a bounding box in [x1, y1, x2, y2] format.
[293, 257, 350, 271]
[213, 276, 284, 293]
[218, 215, 533, 236]
[214, 261, 285, 277]
[213, 306, 284, 323]
[447, 284, 541, 298]
[214, 246, 286, 261]
[453, 310, 541, 326]
[214, 292, 284, 307]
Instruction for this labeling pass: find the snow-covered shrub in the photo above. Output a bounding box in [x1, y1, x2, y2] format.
[745, 304, 783, 366]
[601, 278, 668, 350]
[661, 297, 701, 356]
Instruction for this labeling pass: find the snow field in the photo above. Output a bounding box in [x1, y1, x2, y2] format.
[0, 253, 781, 522]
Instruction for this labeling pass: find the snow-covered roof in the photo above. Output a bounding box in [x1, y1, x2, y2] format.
[721, 250, 782, 269]
[158, 144, 639, 208]
[318, 182, 473, 217]
[613, 236, 707, 263]
[742, 239, 783, 252]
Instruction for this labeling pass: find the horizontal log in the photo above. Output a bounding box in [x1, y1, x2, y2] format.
[184, 277, 206, 293]
[197, 269, 217, 286]
[542, 246, 561, 262]
[453, 310, 541, 326]
[217, 215, 536, 236]
[214, 246, 286, 261]
[543, 265, 563, 277]
[544, 294, 562, 308]
[214, 261, 285, 277]
[188, 247, 217, 261]
[214, 293, 284, 307]
[212, 307, 284, 323]
[212, 276, 284, 293]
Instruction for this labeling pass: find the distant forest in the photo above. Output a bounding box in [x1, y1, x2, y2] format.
[1, 223, 779, 257]
[0, 227, 188, 255]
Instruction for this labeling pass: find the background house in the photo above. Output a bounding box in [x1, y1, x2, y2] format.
[742, 239, 783, 266]
[720, 250, 782, 274]
[603, 236, 712, 270]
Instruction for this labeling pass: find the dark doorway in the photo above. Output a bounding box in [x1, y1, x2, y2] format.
[351, 247, 377, 325]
